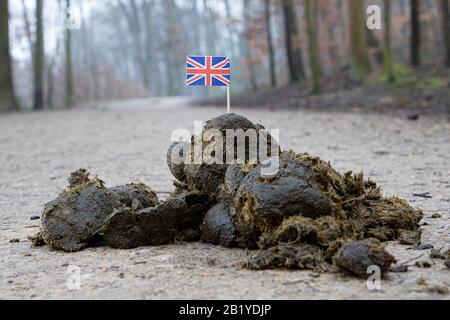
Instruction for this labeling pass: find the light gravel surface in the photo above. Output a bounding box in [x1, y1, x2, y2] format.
[0, 98, 449, 300]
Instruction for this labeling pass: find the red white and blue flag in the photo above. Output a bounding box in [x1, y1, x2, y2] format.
[186, 56, 231, 87]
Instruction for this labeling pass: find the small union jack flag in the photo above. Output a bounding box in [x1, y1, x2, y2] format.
[186, 56, 231, 87]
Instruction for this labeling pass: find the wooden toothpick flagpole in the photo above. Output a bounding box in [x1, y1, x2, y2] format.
[227, 86, 231, 114]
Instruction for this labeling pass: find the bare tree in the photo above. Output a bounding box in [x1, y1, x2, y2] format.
[243, 0, 258, 91]
[21, 0, 35, 107]
[203, 0, 217, 54]
[164, 0, 177, 96]
[383, 0, 395, 82]
[305, 0, 321, 93]
[65, 0, 74, 107]
[118, 0, 150, 90]
[348, 0, 371, 78]
[0, 0, 17, 111]
[21, 0, 33, 48]
[142, 0, 155, 93]
[265, 0, 276, 88]
[282, 0, 306, 83]
[367, 29, 384, 65]
[223, 0, 236, 57]
[190, 0, 202, 52]
[411, 0, 421, 66]
[441, 0, 450, 67]
[33, 0, 45, 110]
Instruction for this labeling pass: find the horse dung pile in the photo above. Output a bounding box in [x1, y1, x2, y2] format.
[31, 113, 424, 277]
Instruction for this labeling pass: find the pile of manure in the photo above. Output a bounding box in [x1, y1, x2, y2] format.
[31, 113, 423, 277]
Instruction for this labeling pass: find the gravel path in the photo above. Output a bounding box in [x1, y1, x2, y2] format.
[0, 98, 449, 299]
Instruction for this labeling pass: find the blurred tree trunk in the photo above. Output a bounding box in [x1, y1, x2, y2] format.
[243, 0, 258, 92]
[349, 0, 371, 78]
[223, 0, 237, 57]
[282, 0, 306, 82]
[324, 0, 342, 73]
[119, 0, 150, 91]
[21, 0, 36, 107]
[164, 0, 176, 96]
[65, 0, 73, 107]
[79, 3, 99, 101]
[142, 0, 154, 92]
[203, 0, 217, 54]
[191, 0, 202, 52]
[34, 0, 44, 110]
[265, 0, 276, 88]
[47, 40, 60, 109]
[47, 60, 55, 109]
[411, 0, 421, 66]
[130, 0, 149, 90]
[0, 0, 17, 112]
[441, 0, 450, 67]
[383, 0, 395, 82]
[367, 29, 384, 65]
[21, 0, 33, 48]
[305, 0, 321, 93]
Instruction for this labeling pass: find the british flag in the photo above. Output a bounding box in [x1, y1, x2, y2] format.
[186, 56, 231, 87]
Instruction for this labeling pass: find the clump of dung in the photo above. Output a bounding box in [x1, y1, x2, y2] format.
[39, 169, 122, 252]
[188, 115, 422, 273]
[168, 113, 278, 197]
[109, 183, 159, 208]
[33, 113, 424, 279]
[200, 202, 254, 248]
[211, 150, 422, 271]
[246, 244, 324, 271]
[333, 240, 396, 277]
[36, 169, 160, 252]
[102, 191, 210, 249]
[233, 152, 334, 244]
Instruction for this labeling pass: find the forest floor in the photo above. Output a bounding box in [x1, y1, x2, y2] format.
[0, 90, 449, 299]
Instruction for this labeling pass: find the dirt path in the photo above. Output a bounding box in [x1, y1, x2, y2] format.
[0, 98, 449, 299]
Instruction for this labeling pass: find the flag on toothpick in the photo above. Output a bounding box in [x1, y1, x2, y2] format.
[186, 56, 231, 87]
[186, 55, 231, 114]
